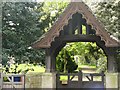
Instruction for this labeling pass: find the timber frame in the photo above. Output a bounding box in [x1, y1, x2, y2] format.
[32, 1, 120, 73]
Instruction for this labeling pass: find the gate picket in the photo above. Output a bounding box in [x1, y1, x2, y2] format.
[56, 71, 105, 89]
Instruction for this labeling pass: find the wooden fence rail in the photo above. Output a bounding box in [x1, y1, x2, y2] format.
[83, 72, 105, 81]
[56, 71, 105, 88]
[2, 73, 25, 89]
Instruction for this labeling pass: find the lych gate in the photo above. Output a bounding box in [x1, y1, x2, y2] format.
[32, 1, 120, 89]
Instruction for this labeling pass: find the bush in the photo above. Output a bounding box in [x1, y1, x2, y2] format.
[56, 49, 78, 73]
[97, 56, 107, 73]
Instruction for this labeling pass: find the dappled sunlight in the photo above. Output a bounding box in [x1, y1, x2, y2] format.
[56, 42, 107, 73]
[3, 64, 45, 74]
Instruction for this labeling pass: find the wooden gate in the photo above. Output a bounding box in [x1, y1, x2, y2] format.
[57, 71, 82, 89]
[56, 71, 105, 89]
[2, 73, 25, 89]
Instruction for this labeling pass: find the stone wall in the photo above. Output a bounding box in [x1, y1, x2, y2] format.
[105, 73, 120, 89]
[25, 72, 56, 89]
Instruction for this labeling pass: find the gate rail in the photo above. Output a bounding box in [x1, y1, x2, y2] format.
[2, 73, 25, 89]
[57, 71, 105, 88]
[84, 72, 105, 81]
[57, 71, 83, 88]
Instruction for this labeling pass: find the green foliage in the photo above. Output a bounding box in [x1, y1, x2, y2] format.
[40, 2, 68, 32]
[56, 48, 78, 73]
[3, 63, 45, 74]
[2, 1, 118, 73]
[2, 2, 68, 66]
[95, 0, 120, 72]
[97, 56, 107, 73]
[68, 42, 105, 65]
[57, 42, 107, 73]
[95, 0, 119, 39]
[2, 2, 46, 65]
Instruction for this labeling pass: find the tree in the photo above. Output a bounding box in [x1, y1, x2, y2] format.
[2, 2, 68, 66]
[2, 2, 45, 65]
[3, 1, 118, 73]
[94, 0, 120, 72]
[56, 42, 107, 73]
[56, 47, 78, 73]
[94, 0, 119, 39]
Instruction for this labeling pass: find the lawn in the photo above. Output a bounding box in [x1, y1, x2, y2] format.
[59, 64, 97, 81]
[4, 64, 45, 74]
[17, 64, 45, 73]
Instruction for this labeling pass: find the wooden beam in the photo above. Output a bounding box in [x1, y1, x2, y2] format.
[60, 30, 64, 36]
[68, 19, 73, 35]
[54, 43, 66, 57]
[96, 39, 108, 55]
[63, 25, 69, 35]
[57, 35, 99, 42]
[86, 25, 91, 35]
[72, 13, 79, 34]
[77, 13, 82, 34]
[106, 48, 118, 73]
[45, 49, 56, 72]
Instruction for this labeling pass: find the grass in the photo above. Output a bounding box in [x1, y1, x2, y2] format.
[5, 64, 101, 81]
[60, 64, 97, 81]
[60, 76, 74, 81]
[6, 64, 96, 74]
[78, 64, 96, 69]
[18, 64, 45, 73]
[6, 64, 45, 74]
[60, 76, 68, 81]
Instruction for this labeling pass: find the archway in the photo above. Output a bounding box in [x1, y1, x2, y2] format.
[56, 42, 107, 73]
[42, 12, 118, 73]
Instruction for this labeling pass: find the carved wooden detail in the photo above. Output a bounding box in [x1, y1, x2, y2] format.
[32, 2, 120, 49]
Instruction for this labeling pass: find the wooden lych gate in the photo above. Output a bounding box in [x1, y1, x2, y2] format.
[32, 0, 120, 89]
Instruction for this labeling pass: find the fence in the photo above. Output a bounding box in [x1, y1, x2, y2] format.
[2, 73, 25, 89]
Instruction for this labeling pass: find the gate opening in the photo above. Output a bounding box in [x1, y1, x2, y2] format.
[56, 42, 107, 88]
[56, 42, 107, 74]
